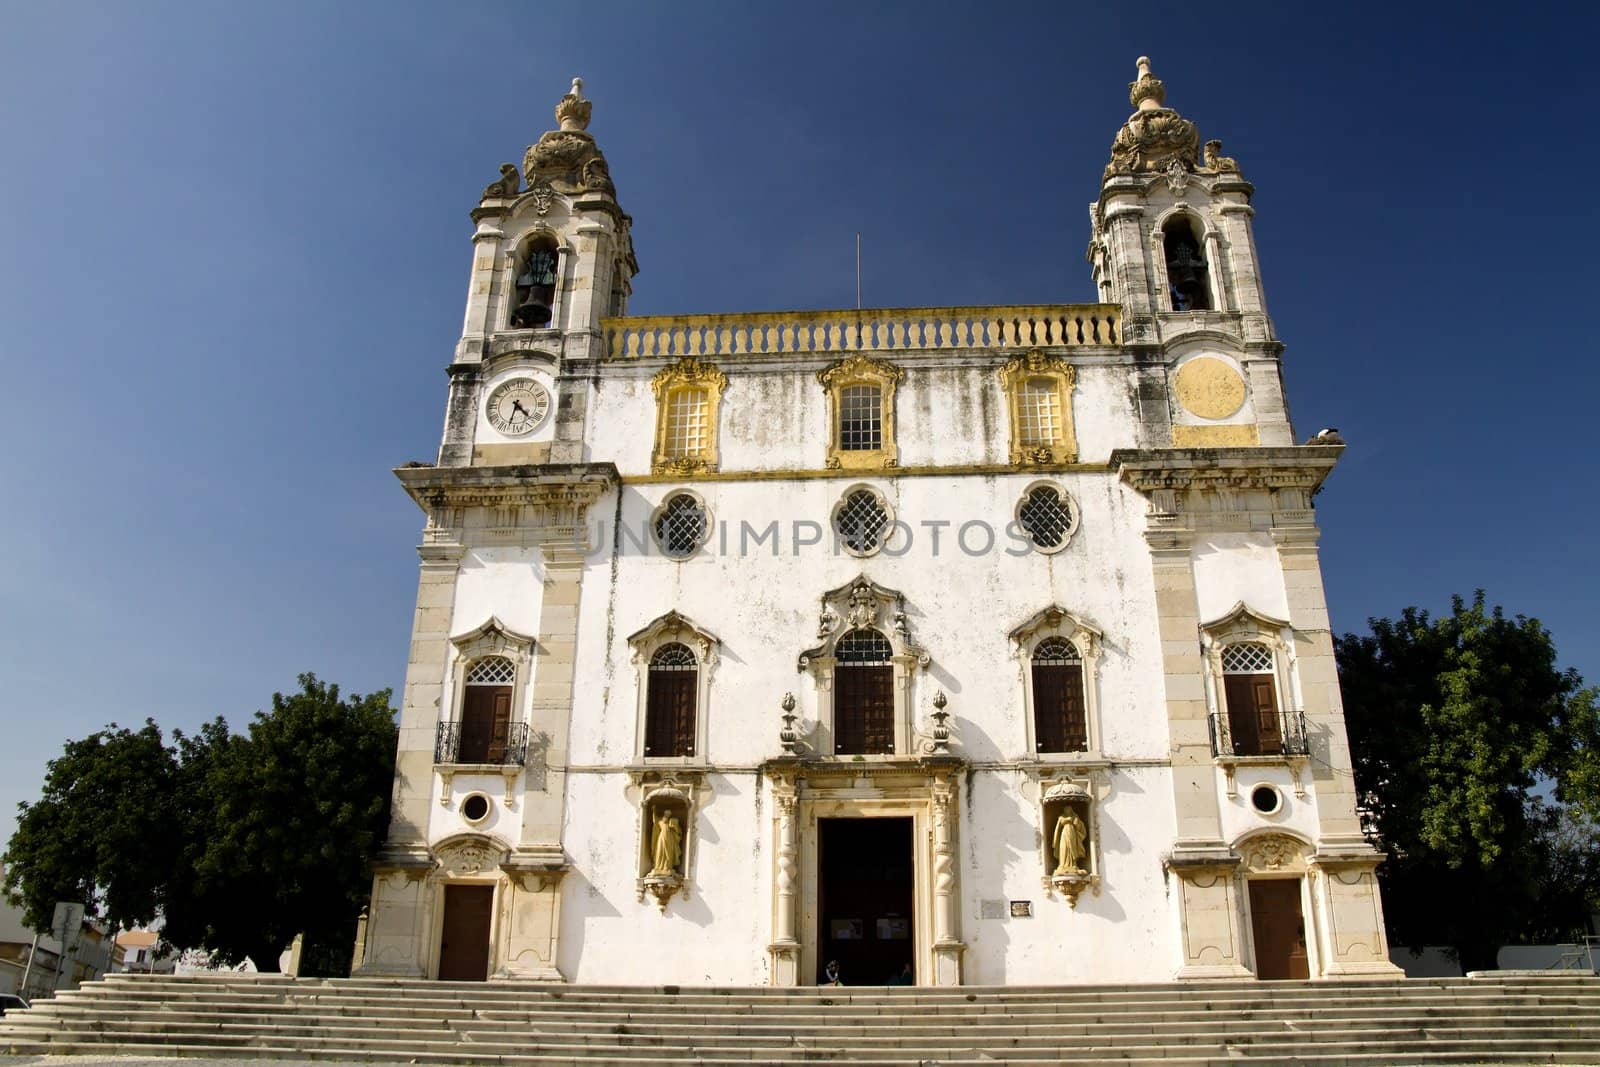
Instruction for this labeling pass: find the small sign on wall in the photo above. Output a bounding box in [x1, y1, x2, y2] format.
[980, 899, 1006, 919]
[1009, 900, 1033, 918]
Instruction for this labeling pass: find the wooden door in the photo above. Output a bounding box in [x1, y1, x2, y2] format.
[1224, 674, 1281, 756]
[437, 884, 494, 981]
[461, 686, 511, 763]
[1248, 879, 1309, 980]
[645, 668, 697, 757]
[835, 663, 894, 754]
[1032, 660, 1088, 752]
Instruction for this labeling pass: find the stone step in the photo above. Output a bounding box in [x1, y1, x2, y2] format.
[13, 1030, 1600, 1065]
[40, 985, 1600, 1014]
[15, 1004, 1591, 1036]
[9, 975, 1600, 1067]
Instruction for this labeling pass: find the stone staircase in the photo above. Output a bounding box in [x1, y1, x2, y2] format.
[4, 973, 1600, 1065]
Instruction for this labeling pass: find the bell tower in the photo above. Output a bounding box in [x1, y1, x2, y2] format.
[439, 77, 638, 466]
[1087, 57, 1291, 447]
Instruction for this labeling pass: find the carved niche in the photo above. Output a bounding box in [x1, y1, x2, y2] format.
[1038, 778, 1102, 908]
[626, 772, 707, 912]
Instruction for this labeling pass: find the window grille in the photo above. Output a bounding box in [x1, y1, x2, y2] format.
[837, 628, 893, 663]
[1018, 485, 1074, 549]
[466, 656, 516, 685]
[839, 384, 883, 451]
[1032, 637, 1081, 665]
[835, 489, 889, 554]
[654, 493, 708, 558]
[1222, 642, 1274, 674]
[663, 388, 710, 459]
[650, 643, 698, 670]
[646, 642, 697, 757]
[1018, 378, 1061, 446]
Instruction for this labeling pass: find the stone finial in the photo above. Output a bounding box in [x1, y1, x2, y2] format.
[555, 76, 592, 132]
[1130, 55, 1167, 111]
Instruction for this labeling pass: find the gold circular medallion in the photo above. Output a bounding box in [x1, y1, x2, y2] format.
[1173, 357, 1247, 420]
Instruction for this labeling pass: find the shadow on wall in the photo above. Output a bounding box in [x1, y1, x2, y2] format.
[1387, 946, 1462, 978]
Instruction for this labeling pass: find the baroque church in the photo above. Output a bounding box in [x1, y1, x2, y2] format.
[356, 59, 1399, 986]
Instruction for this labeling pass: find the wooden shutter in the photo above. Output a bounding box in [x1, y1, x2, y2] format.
[1250, 675, 1281, 755]
[836, 663, 894, 754]
[1224, 674, 1267, 755]
[460, 686, 509, 763]
[646, 668, 697, 757]
[1032, 661, 1087, 752]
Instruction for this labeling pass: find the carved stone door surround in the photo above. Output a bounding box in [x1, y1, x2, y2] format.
[766, 757, 965, 987]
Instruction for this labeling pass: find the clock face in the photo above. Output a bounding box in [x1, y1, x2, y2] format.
[486, 378, 550, 436]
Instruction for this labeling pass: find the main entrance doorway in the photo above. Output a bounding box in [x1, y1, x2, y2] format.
[1248, 878, 1309, 979]
[438, 884, 494, 981]
[818, 818, 914, 986]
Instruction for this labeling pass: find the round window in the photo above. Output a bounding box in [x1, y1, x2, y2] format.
[461, 793, 491, 823]
[1249, 784, 1283, 816]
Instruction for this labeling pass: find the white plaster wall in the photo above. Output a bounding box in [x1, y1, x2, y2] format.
[961, 767, 1178, 984]
[1191, 533, 1288, 625]
[558, 770, 769, 984]
[1216, 765, 1322, 847]
[569, 473, 1169, 767]
[584, 357, 1152, 477]
[449, 547, 547, 639]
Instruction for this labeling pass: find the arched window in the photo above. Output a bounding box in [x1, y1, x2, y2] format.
[834, 628, 895, 755]
[1031, 638, 1087, 753]
[460, 656, 515, 763]
[1221, 642, 1281, 755]
[645, 643, 698, 758]
[1163, 217, 1211, 312]
[511, 236, 559, 328]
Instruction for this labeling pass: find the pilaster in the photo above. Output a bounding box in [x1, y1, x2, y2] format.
[1271, 523, 1364, 842]
[383, 539, 465, 861]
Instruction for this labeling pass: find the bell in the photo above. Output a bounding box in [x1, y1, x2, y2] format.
[512, 247, 558, 329]
[511, 294, 553, 328]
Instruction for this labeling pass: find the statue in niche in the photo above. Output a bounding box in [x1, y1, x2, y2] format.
[650, 808, 683, 876]
[1052, 808, 1088, 875]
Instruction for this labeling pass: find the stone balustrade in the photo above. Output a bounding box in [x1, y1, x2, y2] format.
[602, 304, 1120, 360]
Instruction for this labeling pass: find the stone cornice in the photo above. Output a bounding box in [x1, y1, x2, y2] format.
[1112, 446, 1341, 495]
[396, 462, 616, 505]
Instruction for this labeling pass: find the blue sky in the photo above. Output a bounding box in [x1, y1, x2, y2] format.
[2, 2, 1596, 850]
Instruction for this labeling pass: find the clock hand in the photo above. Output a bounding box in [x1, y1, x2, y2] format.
[512, 400, 529, 416]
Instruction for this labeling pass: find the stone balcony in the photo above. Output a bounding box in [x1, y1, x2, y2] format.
[602, 304, 1120, 360]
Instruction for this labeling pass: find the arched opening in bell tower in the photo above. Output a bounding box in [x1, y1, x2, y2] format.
[1162, 216, 1212, 312]
[510, 234, 560, 329]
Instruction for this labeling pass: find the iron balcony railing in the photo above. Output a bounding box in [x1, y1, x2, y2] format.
[1207, 708, 1309, 759]
[434, 721, 529, 766]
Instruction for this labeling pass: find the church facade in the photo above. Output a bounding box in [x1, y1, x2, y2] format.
[356, 60, 1399, 986]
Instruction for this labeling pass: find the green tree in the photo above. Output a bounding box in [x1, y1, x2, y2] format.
[1337, 592, 1600, 971]
[2, 721, 180, 933]
[161, 674, 396, 970]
